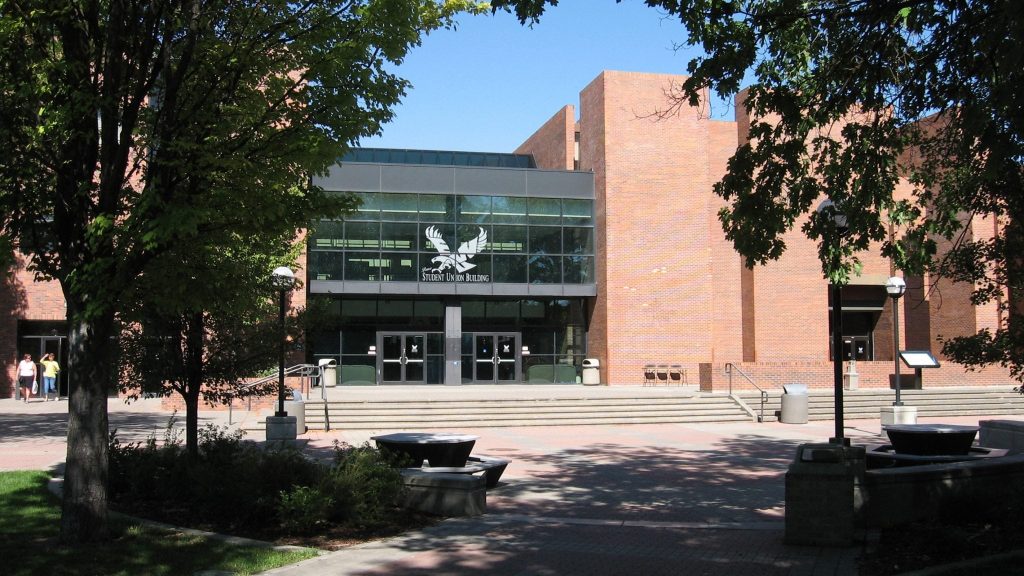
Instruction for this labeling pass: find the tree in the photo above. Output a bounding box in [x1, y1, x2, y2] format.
[0, 0, 484, 543]
[116, 232, 314, 459]
[494, 0, 1024, 378]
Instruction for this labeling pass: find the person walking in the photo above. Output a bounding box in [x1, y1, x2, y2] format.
[40, 353, 60, 400]
[17, 353, 37, 402]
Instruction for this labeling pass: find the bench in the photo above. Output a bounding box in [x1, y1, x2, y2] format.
[415, 455, 510, 488]
[398, 469, 486, 516]
[979, 419, 1024, 454]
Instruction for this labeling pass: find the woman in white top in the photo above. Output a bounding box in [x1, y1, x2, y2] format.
[17, 354, 36, 402]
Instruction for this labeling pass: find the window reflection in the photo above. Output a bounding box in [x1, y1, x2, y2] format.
[309, 193, 593, 286]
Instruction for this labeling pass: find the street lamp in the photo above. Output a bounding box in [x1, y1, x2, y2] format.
[817, 199, 849, 446]
[886, 276, 907, 406]
[271, 266, 296, 417]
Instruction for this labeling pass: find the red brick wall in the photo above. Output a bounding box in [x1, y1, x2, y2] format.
[698, 360, 1015, 392]
[579, 73, 609, 377]
[515, 105, 575, 171]
[586, 71, 726, 384]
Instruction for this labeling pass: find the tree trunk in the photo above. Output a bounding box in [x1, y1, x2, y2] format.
[59, 309, 114, 543]
[184, 312, 205, 458]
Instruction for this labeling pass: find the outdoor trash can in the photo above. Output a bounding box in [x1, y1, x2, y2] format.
[319, 358, 337, 387]
[283, 391, 306, 435]
[780, 383, 808, 424]
[582, 358, 600, 385]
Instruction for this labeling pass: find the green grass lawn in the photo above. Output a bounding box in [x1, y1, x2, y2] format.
[0, 471, 317, 576]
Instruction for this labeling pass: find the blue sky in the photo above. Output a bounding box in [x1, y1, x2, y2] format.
[361, 1, 736, 154]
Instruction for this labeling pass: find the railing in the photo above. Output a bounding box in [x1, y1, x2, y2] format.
[228, 363, 324, 425]
[724, 363, 769, 423]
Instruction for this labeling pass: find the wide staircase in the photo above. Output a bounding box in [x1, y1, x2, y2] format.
[241, 385, 1024, 432]
[736, 386, 1024, 423]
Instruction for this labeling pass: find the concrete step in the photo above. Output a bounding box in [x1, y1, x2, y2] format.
[241, 387, 1024, 432]
[244, 392, 752, 432]
[736, 387, 1024, 423]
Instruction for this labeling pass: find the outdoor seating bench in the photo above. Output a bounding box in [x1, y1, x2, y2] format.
[399, 469, 486, 516]
[979, 419, 1024, 454]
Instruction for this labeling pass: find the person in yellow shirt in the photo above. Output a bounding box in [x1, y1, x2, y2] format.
[40, 353, 60, 400]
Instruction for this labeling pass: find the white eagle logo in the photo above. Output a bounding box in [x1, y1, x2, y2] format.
[424, 226, 487, 273]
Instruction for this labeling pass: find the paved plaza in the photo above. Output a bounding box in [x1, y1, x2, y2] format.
[0, 395, 1013, 575]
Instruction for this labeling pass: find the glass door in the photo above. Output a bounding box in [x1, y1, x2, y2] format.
[471, 333, 520, 383]
[378, 333, 426, 384]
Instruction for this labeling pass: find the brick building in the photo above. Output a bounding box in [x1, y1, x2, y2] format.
[2, 70, 1013, 396]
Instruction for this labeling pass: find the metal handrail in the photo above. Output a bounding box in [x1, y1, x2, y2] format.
[228, 363, 323, 425]
[724, 362, 769, 423]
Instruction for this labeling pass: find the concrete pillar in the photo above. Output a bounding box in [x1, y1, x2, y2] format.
[444, 302, 462, 385]
[265, 415, 297, 446]
[785, 443, 866, 546]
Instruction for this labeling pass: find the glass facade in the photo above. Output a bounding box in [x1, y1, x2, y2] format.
[307, 150, 595, 386]
[309, 297, 588, 385]
[308, 193, 595, 285]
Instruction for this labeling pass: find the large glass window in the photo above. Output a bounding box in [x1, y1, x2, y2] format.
[491, 225, 527, 253]
[493, 255, 527, 283]
[457, 196, 491, 223]
[562, 198, 593, 225]
[491, 196, 527, 223]
[380, 193, 418, 222]
[528, 198, 561, 224]
[528, 226, 561, 255]
[308, 192, 593, 286]
[380, 222, 418, 250]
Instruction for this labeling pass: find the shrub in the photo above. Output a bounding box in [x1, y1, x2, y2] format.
[278, 485, 334, 535]
[108, 426, 406, 537]
[322, 442, 405, 527]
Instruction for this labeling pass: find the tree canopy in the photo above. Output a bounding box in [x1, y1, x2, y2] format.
[495, 0, 1024, 378]
[0, 0, 484, 543]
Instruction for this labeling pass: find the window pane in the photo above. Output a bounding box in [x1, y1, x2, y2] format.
[341, 329, 375, 355]
[491, 196, 527, 224]
[491, 225, 527, 253]
[457, 195, 491, 223]
[462, 301, 485, 323]
[528, 197, 560, 224]
[378, 300, 414, 318]
[340, 299, 377, 322]
[308, 251, 343, 280]
[310, 330, 340, 356]
[562, 199, 593, 225]
[350, 192, 379, 221]
[487, 301, 518, 318]
[380, 222, 418, 251]
[344, 252, 380, 281]
[563, 227, 594, 255]
[529, 255, 561, 283]
[420, 224, 457, 253]
[529, 226, 561, 255]
[493, 255, 527, 283]
[309, 220, 344, 249]
[380, 252, 418, 282]
[343, 222, 380, 249]
[419, 194, 456, 221]
[563, 256, 595, 284]
[379, 193, 418, 221]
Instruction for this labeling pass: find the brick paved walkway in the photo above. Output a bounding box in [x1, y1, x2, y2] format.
[1, 396, 1011, 575]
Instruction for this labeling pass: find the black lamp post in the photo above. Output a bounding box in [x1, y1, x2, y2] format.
[271, 266, 295, 417]
[886, 276, 907, 406]
[817, 199, 849, 446]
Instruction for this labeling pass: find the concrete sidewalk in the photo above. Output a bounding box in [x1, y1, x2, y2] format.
[0, 396, 1014, 575]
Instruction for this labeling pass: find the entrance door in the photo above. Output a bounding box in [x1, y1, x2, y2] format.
[472, 333, 520, 383]
[378, 333, 426, 384]
[17, 335, 68, 399]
